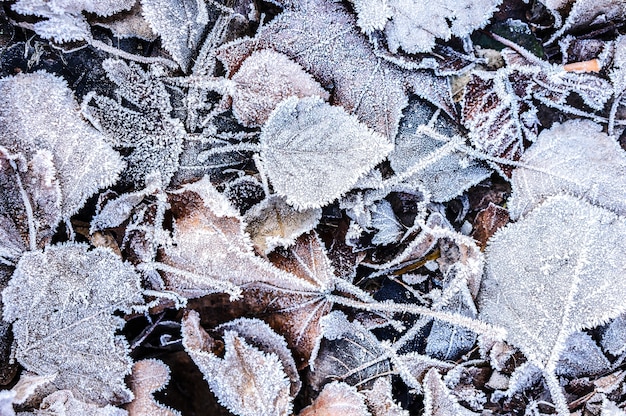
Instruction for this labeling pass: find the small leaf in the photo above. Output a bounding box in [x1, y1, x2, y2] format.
[299, 381, 370, 416]
[423, 369, 477, 416]
[260, 96, 393, 210]
[127, 360, 180, 416]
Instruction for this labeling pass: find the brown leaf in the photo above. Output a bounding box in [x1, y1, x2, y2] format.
[471, 203, 509, 249]
[299, 381, 370, 416]
[127, 360, 180, 416]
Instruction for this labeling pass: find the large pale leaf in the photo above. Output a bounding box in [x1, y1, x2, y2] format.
[2, 243, 143, 405]
[260, 96, 393, 210]
[478, 195, 626, 371]
[0, 72, 124, 218]
[509, 120, 626, 220]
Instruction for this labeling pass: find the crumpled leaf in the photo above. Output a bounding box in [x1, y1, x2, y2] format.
[0, 71, 124, 219]
[2, 243, 144, 405]
[217, 0, 453, 140]
[244, 195, 322, 254]
[230, 49, 330, 127]
[182, 311, 295, 416]
[83, 59, 184, 187]
[299, 381, 370, 416]
[423, 369, 477, 416]
[478, 195, 626, 372]
[157, 177, 316, 299]
[509, 120, 626, 220]
[350, 0, 502, 54]
[141, 0, 209, 71]
[127, 360, 180, 416]
[92, 2, 157, 41]
[260, 96, 393, 210]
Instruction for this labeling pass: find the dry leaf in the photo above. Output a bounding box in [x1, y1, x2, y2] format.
[127, 360, 180, 416]
[299, 381, 370, 416]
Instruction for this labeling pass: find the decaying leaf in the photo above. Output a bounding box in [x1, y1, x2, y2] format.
[0, 71, 124, 219]
[182, 311, 295, 416]
[217, 0, 453, 140]
[299, 381, 370, 416]
[244, 231, 335, 368]
[509, 120, 626, 220]
[141, 0, 209, 71]
[260, 96, 393, 210]
[157, 177, 316, 298]
[350, 0, 502, 54]
[230, 49, 330, 127]
[478, 195, 626, 372]
[244, 196, 322, 254]
[2, 243, 144, 405]
[127, 360, 180, 416]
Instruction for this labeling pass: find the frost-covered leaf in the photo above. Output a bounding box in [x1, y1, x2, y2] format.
[362, 378, 409, 416]
[478, 195, 626, 372]
[141, 0, 208, 71]
[244, 231, 335, 368]
[157, 177, 316, 298]
[93, 2, 157, 41]
[555, 331, 611, 378]
[299, 381, 370, 416]
[31, 390, 128, 416]
[217, 0, 453, 140]
[2, 243, 144, 405]
[351, 0, 502, 54]
[83, 59, 184, 187]
[423, 369, 477, 416]
[230, 49, 330, 127]
[244, 196, 321, 254]
[309, 311, 391, 392]
[602, 314, 626, 356]
[545, 0, 626, 44]
[12, 0, 134, 42]
[389, 99, 491, 202]
[509, 120, 626, 220]
[126, 360, 180, 416]
[260, 96, 393, 210]
[0, 72, 124, 219]
[370, 199, 404, 246]
[182, 311, 294, 416]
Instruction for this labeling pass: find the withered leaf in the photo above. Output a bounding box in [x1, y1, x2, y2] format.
[182, 311, 295, 416]
[478, 195, 626, 372]
[0, 72, 124, 219]
[158, 177, 317, 298]
[509, 120, 626, 220]
[299, 381, 370, 416]
[244, 195, 322, 255]
[127, 360, 180, 416]
[244, 231, 334, 368]
[32, 390, 128, 416]
[423, 369, 478, 416]
[217, 0, 453, 140]
[2, 243, 144, 405]
[260, 96, 393, 210]
[230, 49, 330, 127]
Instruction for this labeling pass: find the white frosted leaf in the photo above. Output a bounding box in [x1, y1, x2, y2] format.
[478, 195, 626, 371]
[370, 199, 404, 246]
[362, 378, 409, 416]
[299, 382, 370, 416]
[546, 0, 626, 44]
[141, 0, 208, 71]
[2, 243, 143, 405]
[509, 120, 626, 220]
[0, 72, 124, 218]
[182, 311, 294, 416]
[244, 196, 322, 254]
[260, 97, 393, 210]
[601, 313, 626, 355]
[32, 390, 128, 416]
[555, 331, 611, 378]
[231, 49, 329, 127]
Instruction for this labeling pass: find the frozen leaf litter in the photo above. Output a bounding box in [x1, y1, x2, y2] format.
[2, 0, 626, 414]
